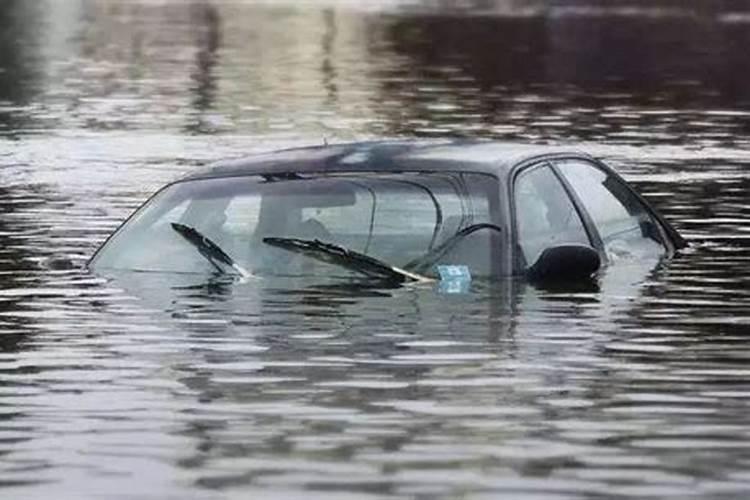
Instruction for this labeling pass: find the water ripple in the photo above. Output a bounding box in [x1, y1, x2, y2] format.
[1, 0, 750, 498]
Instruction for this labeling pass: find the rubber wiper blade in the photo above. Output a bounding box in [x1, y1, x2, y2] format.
[263, 237, 431, 283]
[171, 222, 251, 278]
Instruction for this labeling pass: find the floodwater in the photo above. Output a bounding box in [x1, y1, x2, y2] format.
[1, 0, 750, 498]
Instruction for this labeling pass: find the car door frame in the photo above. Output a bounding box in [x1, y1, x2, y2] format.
[508, 154, 685, 276]
[548, 157, 686, 258]
[508, 157, 604, 274]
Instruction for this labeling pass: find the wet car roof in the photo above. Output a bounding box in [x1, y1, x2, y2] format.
[182, 140, 591, 181]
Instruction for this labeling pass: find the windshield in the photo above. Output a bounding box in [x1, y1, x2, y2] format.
[90, 172, 501, 279]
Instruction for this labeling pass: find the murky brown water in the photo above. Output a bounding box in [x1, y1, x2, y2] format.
[2, 1, 750, 498]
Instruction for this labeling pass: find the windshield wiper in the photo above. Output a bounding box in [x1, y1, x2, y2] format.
[404, 223, 503, 274]
[262, 237, 431, 283]
[171, 222, 251, 278]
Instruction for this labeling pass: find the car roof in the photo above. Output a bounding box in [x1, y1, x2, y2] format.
[182, 139, 592, 181]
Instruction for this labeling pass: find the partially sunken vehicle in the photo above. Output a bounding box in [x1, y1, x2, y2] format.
[88, 141, 686, 286]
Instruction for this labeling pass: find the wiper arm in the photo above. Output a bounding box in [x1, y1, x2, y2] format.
[404, 223, 502, 274]
[171, 222, 251, 278]
[263, 237, 431, 283]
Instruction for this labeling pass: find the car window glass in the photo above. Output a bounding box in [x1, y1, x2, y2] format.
[91, 173, 500, 278]
[224, 196, 261, 237]
[514, 165, 590, 265]
[299, 178, 466, 263]
[371, 187, 439, 261]
[555, 160, 664, 260]
[300, 191, 372, 247]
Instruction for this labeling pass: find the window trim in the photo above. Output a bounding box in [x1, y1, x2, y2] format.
[510, 161, 600, 270]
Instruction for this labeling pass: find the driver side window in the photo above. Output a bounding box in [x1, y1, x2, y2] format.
[554, 160, 665, 260]
[514, 165, 591, 265]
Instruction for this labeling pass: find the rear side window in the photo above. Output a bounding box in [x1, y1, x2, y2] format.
[514, 165, 590, 265]
[555, 160, 664, 260]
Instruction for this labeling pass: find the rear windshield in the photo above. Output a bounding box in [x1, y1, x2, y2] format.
[90, 172, 500, 278]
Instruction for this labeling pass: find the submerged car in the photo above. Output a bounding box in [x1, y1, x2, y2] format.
[88, 141, 685, 285]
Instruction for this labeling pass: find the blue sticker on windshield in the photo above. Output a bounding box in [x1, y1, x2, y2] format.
[436, 265, 472, 294]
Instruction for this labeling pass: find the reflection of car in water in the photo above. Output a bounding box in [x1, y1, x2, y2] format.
[88, 141, 685, 285]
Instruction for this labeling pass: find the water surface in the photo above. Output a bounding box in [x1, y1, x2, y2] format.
[1, 1, 750, 498]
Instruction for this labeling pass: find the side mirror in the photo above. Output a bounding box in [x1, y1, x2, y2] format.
[527, 244, 601, 282]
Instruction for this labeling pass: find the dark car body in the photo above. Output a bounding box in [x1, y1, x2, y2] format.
[89, 140, 685, 282]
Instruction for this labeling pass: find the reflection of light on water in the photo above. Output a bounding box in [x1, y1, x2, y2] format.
[37, 0, 84, 66]
[212, 0, 423, 13]
[2, 1, 750, 497]
[230, 0, 548, 17]
[205, 0, 746, 19]
[550, 6, 695, 19]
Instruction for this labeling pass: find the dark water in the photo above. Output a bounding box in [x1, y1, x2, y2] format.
[1, 1, 750, 498]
